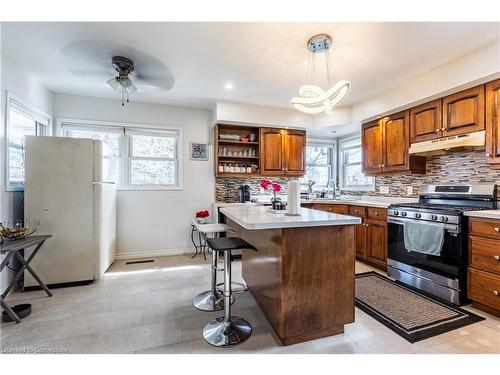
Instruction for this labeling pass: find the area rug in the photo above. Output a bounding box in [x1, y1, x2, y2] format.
[355, 272, 485, 343]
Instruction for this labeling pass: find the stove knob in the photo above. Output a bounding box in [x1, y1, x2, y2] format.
[392, 210, 399, 216]
[431, 215, 438, 221]
[414, 212, 421, 218]
[400, 211, 407, 217]
[439, 216, 448, 222]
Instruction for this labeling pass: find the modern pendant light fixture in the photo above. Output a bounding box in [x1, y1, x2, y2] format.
[290, 34, 350, 114]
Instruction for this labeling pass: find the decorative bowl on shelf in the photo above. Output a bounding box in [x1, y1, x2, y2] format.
[0, 220, 39, 241]
[219, 134, 240, 141]
[241, 137, 249, 143]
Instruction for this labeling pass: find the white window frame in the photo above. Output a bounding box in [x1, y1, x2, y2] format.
[302, 140, 337, 191]
[339, 135, 375, 192]
[5, 92, 52, 191]
[58, 119, 183, 191]
[126, 128, 180, 189]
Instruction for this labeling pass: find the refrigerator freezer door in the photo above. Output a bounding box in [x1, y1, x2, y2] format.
[24, 136, 95, 286]
[93, 182, 117, 277]
[93, 139, 118, 183]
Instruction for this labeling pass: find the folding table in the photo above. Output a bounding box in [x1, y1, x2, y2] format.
[0, 235, 52, 323]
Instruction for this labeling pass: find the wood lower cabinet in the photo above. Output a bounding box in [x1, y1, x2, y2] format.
[410, 99, 442, 143]
[260, 128, 305, 176]
[365, 218, 388, 269]
[468, 217, 500, 316]
[442, 85, 485, 137]
[312, 204, 348, 215]
[302, 203, 388, 270]
[486, 79, 500, 167]
[362, 111, 425, 176]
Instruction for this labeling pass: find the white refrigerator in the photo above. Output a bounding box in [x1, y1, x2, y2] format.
[24, 136, 116, 287]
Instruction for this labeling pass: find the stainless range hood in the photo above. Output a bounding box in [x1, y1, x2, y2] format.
[409, 130, 485, 156]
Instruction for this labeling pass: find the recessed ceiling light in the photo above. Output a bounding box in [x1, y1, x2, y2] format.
[224, 82, 234, 90]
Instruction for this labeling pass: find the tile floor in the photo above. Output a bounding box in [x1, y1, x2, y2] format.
[1, 255, 500, 354]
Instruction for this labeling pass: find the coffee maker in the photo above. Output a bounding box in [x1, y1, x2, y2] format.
[238, 185, 251, 203]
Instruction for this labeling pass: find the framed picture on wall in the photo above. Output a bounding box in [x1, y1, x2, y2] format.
[190, 142, 209, 161]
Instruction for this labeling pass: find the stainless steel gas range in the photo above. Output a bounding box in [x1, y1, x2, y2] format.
[387, 184, 497, 305]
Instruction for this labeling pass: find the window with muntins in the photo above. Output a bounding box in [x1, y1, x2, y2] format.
[6, 95, 50, 190]
[62, 121, 181, 189]
[340, 137, 374, 191]
[300, 143, 335, 190]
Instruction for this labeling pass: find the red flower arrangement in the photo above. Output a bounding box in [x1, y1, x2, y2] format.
[195, 210, 210, 218]
[259, 179, 283, 209]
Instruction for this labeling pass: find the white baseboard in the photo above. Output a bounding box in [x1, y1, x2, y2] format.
[115, 247, 195, 260]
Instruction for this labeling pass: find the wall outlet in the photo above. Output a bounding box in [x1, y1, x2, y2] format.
[379, 186, 390, 194]
[406, 186, 414, 196]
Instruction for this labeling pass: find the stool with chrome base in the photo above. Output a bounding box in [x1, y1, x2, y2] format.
[202, 237, 257, 347]
[191, 220, 234, 311]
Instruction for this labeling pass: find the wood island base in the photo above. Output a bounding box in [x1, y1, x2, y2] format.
[226, 218, 356, 346]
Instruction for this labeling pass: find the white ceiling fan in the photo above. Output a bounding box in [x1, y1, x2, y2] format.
[61, 40, 175, 106]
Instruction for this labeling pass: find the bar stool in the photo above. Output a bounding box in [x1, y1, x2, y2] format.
[192, 220, 234, 312]
[202, 237, 257, 347]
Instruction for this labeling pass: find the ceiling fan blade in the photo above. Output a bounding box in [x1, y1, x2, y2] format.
[128, 82, 138, 93]
[61, 40, 175, 93]
[107, 77, 119, 90]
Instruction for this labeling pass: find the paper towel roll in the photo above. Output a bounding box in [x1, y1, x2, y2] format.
[287, 180, 301, 216]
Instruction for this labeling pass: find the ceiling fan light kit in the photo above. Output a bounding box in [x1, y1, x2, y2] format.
[290, 34, 350, 115]
[107, 56, 138, 106]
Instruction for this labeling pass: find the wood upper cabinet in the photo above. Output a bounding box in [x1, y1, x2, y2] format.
[442, 85, 485, 137]
[486, 79, 500, 166]
[410, 99, 442, 143]
[361, 119, 384, 174]
[362, 110, 425, 175]
[284, 130, 306, 175]
[382, 110, 410, 173]
[260, 128, 285, 175]
[260, 128, 306, 176]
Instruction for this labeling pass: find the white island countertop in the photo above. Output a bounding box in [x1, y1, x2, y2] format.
[220, 205, 361, 230]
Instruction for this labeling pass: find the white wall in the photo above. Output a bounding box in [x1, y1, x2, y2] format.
[1, 29, 54, 293]
[216, 100, 312, 129]
[53, 94, 214, 258]
[352, 40, 500, 122]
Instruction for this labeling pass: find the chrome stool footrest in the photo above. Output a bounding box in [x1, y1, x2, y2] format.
[216, 281, 248, 294]
[203, 316, 252, 347]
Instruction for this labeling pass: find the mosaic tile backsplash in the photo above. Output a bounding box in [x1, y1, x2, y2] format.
[343, 149, 500, 198]
[215, 149, 500, 202]
[215, 177, 296, 203]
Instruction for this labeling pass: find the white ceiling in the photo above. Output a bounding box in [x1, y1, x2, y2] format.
[2, 22, 499, 110]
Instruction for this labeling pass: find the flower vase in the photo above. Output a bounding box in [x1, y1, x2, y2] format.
[196, 218, 206, 224]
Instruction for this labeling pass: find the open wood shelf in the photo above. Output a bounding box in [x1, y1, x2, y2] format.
[218, 156, 259, 159]
[218, 140, 259, 145]
[216, 173, 261, 178]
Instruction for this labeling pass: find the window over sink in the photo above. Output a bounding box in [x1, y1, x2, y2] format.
[339, 136, 374, 191]
[300, 143, 335, 190]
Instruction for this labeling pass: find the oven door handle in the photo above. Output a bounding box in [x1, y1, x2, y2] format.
[387, 217, 460, 234]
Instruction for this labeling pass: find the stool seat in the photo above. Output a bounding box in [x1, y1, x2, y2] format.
[206, 237, 257, 252]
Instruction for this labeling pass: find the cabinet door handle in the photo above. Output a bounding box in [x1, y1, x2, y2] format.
[487, 153, 492, 157]
[441, 128, 446, 131]
[435, 129, 440, 133]
[493, 291, 499, 296]
[494, 255, 500, 261]
[381, 164, 385, 167]
[494, 227, 500, 233]
[374, 212, 379, 216]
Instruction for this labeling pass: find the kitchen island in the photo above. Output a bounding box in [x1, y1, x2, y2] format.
[220, 205, 361, 345]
